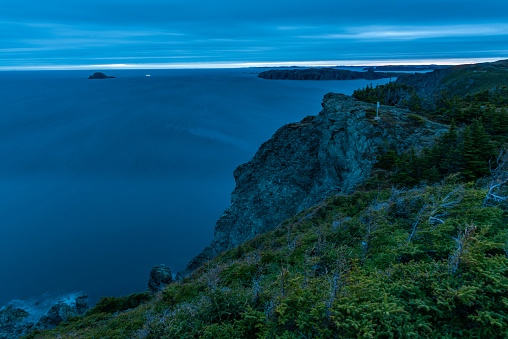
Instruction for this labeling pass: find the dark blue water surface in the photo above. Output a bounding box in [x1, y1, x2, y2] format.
[0, 69, 391, 306]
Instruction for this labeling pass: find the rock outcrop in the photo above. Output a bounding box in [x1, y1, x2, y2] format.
[37, 295, 88, 328]
[185, 93, 448, 272]
[258, 68, 402, 80]
[0, 294, 88, 339]
[88, 72, 115, 79]
[148, 264, 172, 292]
[0, 306, 30, 339]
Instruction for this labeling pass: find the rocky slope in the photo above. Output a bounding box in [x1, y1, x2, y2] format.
[185, 93, 447, 272]
[258, 68, 402, 80]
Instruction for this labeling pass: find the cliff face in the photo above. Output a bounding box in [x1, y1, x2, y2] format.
[186, 93, 447, 272]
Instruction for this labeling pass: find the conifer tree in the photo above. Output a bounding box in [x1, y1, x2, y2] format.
[408, 91, 421, 111]
[497, 107, 508, 138]
[462, 120, 496, 180]
[439, 120, 462, 175]
[463, 102, 482, 123]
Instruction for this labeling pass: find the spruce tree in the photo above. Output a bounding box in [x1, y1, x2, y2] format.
[439, 120, 462, 175]
[498, 108, 508, 138]
[462, 120, 496, 180]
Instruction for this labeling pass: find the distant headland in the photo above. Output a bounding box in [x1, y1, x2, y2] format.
[363, 65, 452, 72]
[257, 68, 403, 80]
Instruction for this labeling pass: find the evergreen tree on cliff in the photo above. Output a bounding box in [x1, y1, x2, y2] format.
[462, 120, 496, 180]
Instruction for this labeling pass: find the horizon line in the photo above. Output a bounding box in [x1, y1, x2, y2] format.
[0, 57, 505, 71]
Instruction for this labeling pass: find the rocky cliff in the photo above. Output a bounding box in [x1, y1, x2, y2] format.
[185, 93, 447, 272]
[258, 68, 402, 80]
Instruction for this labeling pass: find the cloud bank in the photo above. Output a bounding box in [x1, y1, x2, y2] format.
[1, 0, 507, 68]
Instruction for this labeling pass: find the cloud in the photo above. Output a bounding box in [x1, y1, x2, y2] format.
[1, 2, 508, 69]
[299, 24, 508, 41]
[277, 26, 318, 30]
[0, 47, 57, 52]
[55, 28, 184, 39]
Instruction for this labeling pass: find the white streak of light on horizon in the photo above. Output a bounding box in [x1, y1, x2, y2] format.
[0, 57, 505, 71]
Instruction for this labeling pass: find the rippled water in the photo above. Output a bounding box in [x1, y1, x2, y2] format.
[0, 69, 391, 306]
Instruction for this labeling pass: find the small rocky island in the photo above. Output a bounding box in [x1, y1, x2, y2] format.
[88, 72, 115, 79]
[257, 68, 403, 80]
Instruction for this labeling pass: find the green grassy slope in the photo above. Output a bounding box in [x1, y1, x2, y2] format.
[27, 179, 508, 338]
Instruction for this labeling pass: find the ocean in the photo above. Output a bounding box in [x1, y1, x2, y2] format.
[0, 69, 392, 306]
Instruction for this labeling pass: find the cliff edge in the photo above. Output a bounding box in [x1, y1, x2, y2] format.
[185, 93, 447, 272]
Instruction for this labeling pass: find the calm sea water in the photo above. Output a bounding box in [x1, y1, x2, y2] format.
[0, 69, 392, 306]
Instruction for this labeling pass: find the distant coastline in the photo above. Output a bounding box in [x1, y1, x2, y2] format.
[362, 65, 452, 72]
[257, 68, 403, 80]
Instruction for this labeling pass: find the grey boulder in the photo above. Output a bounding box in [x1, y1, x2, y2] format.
[148, 264, 172, 292]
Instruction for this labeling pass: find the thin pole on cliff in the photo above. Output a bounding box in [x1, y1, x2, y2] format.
[377, 102, 380, 118]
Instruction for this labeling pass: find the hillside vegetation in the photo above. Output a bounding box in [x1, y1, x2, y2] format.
[354, 60, 508, 189]
[27, 174, 508, 338]
[353, 59, 508, 113]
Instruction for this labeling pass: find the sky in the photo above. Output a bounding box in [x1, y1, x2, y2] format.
[1, 0, 508, 69]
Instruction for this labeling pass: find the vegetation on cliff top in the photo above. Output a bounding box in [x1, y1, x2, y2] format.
[354, 62, 508, 189]
[353, 59, 508, 116]
[436, 59, 508, 98]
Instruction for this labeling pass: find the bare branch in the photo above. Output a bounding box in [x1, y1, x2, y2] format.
[448, 223, 477, 274]
[483, 148, 508, 207]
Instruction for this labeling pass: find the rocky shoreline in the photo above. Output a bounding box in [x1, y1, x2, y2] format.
[0, 263, 175, 339]
[0, 294, 88, 339]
